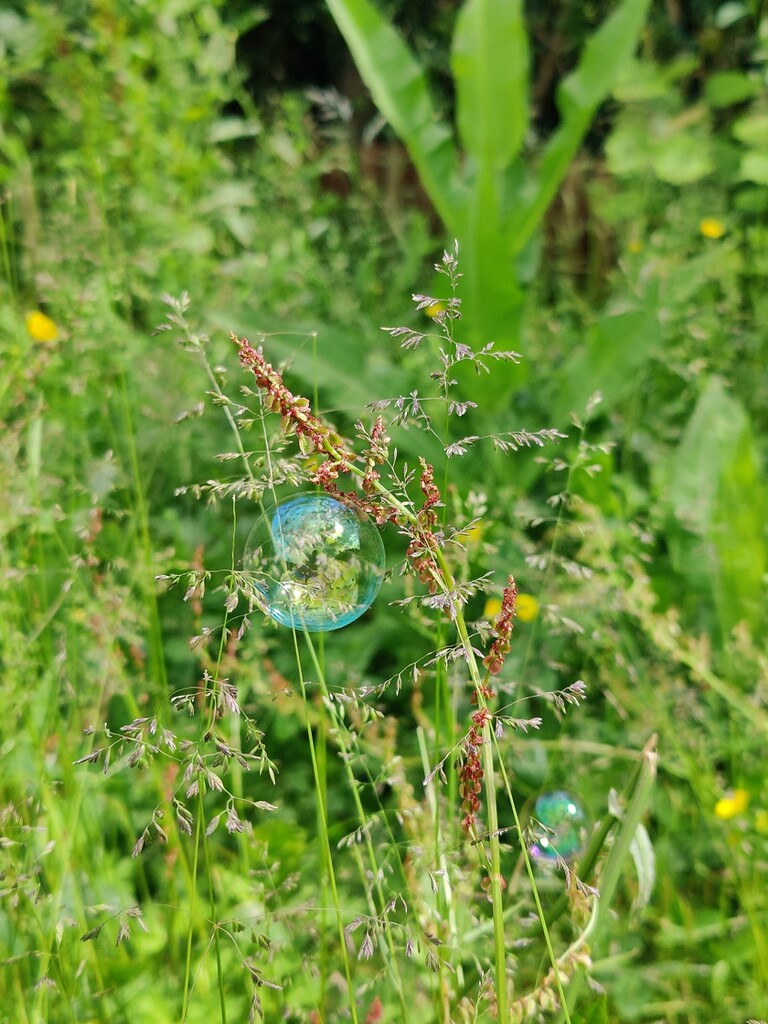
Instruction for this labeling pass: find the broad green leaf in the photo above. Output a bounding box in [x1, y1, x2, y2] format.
[551, 301, 661, 423]
[572, 993, 609, 1024]
[509, 0, 652, 255]
[629, 822, 655, 911]
[705, 70, 760, 108]
[324, 0, 464, 229]
[667, 377, 766, 636]
[604, 107, 656, 176]
[712, 414, 766, 635]
[457, 163, 526, 359]
[651, 131, 714, 183]
[740, 150, 768, 184]
[448, 0, 529, 368]
[733, 110, 768, 147]
[660, 246, 743, 307]
[451, 0, 529, 169]
[715, 1, 750, 27]
[613, 55, 698, 102]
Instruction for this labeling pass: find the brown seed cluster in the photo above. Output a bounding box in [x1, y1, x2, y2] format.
[404, 459, 443, 593]
[483, 575, 517, 675]
[362, 416, 390, 494]
[458, 707, 492, 835]
[235, 335, 348, 460]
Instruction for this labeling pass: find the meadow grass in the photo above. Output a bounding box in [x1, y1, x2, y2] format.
[2, 3, 768, 1023]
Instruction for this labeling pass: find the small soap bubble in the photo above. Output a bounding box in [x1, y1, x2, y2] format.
[529, 790, 588, 862]
[243, 494, 385, 632]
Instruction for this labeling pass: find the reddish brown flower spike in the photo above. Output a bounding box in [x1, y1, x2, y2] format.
[482, 575, 518, 676]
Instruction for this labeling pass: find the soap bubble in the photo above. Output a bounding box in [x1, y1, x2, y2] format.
[529, 790, 588, 862]
[243, 494, 385, 632]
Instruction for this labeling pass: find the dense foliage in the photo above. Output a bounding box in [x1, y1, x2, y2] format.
[1, 1, 767, 1022]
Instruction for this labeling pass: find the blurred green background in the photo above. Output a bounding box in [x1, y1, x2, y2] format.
[1, 1, 767, 1021]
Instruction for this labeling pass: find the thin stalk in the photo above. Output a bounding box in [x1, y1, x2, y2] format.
[302, 636, 410, 1022]
[494, 745, 572, 1023]
[200, 790, 228, 1024]
[181, 804, 203, 1023]
[290, 631, 360, 1024]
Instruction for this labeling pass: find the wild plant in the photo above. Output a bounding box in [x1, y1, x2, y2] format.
[73, 246, 655, 1023]
[324, 0, 652, 401]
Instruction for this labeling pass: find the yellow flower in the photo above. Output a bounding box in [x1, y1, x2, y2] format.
[455, 521, 484, 547]
[755, 809, 768, 834]
[484, 592, 539, 623]
[516, 593, 539, 623]
[425, 300, 447, 319]
[628, 239, 643, 254]
[25, 310, 59, 343]
[714, 788, 749, 820]
[699, 217, 726, 240]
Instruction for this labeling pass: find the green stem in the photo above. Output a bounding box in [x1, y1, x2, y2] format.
[200, 790, 228, 1024]
[291, 632, 360, 1024]
[181, 802, 203, 1022]
[302, 636, 410, 1022]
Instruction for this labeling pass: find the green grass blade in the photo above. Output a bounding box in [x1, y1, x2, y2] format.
[324, 0, 465, 229]
[593, 737, 657, 928]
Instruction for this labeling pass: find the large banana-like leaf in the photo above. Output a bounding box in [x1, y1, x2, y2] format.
[326, 0, 652, 406]
[324, 0, 465, 230]
[450, 0, 529, 361]
[451, 0, 528, 171]
[509, 0, 652, 254]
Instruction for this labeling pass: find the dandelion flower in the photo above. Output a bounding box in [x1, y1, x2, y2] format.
[755, 809, 768, 834]
[699, 217, 726, 240]
[714, 788, 749, 820]
[25, 310, 59, 343]
[484, 597, 502, 620]
[628, 239, 643, 254]
[516, 593, 539, 623]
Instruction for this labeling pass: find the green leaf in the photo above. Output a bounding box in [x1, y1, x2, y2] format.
[572, 993, 609, 1024]
[448, 0, 529, 372]
[629, 822, 655, 911]
[714, 1, 749, 27]
[666, 377, 766, 637]
[740, 150, 768, 185]
[651, 131, 714, 184]
[613, 55, 698, 102]
[551, 301, 661, 423]
[324, 0, 464, 230]
[705, 70, 760, 109]
[509, 0, 652, 254]
[732, 110, 768, 147]
[451, 0, 529, 170]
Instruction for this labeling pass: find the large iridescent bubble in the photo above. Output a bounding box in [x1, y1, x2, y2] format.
[243, 494, 385, 632]
[529, 790, 588, 862]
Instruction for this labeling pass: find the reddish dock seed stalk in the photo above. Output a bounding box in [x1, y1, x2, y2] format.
[235, 335, 348, 458]
[234, 334, 397, 523]
[482, 575, 518, 676]
[458, 707, 492, 835]
[235, 334, 452, 591]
